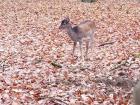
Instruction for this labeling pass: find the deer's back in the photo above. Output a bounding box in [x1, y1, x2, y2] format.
[70, 20, 96, 42]
[78, 20, 96, 34]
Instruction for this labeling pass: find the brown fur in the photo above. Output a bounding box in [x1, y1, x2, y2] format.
[78, 20, 96, 35]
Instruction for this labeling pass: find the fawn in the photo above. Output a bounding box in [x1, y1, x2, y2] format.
[59, 17, 96, 61]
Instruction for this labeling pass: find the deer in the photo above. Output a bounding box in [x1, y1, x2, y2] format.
[59, 17, 96, 62]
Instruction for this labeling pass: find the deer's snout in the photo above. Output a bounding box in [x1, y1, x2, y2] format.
[59, 25, 64, 29]
[59, 25, 62, 29]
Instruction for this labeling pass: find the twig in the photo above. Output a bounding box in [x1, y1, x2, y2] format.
[98, 42, 115, 47]
[51, 61, 62, 68]
[48, 97, 68, 105]
[0, 59, 7, 72]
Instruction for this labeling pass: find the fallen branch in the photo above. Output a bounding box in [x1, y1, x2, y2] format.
[51, 61, 62, 68]
[98, 42, 115, 47]
[48, 97, 68, 105]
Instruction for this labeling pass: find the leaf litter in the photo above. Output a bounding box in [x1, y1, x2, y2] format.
[0, 0, 140, 104]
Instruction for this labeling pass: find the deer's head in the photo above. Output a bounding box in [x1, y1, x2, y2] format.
[59, 17, 70, 29]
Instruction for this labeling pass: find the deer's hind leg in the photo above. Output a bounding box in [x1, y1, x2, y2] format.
[85, 39, 89, 60]
[72, 41, 77, 57]
[90, 32, 94, 54]
[79, 40, 84, 62]
[88, 32, 94, 61]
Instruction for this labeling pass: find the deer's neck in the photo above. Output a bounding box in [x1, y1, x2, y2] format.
[66, 25, 79, 42]
[66, 24, 74, 36]
[66, 24, 72, 32]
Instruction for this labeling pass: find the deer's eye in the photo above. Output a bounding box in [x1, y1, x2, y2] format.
[63, 22, 66, 25]
[62, 22, 66, 25]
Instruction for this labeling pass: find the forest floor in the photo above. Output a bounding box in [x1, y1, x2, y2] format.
[0, 0, 140, 104]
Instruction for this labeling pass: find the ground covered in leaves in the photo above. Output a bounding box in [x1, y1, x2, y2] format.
[0, 0, 140, 104]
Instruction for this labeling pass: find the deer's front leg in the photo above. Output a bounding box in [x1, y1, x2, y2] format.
[72, 42, 77, 57]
